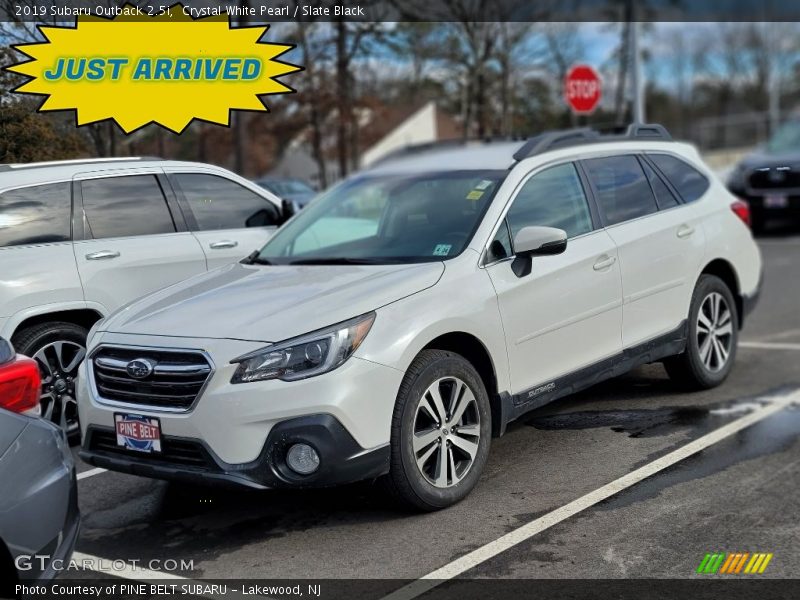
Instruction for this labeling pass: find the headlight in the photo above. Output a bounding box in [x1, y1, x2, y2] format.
[230, 312, 376, 383]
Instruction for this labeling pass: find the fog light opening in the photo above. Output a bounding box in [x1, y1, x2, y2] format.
[286, 443, 320, 475]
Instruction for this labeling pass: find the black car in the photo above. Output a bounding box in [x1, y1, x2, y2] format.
[727, 119, 800, 232]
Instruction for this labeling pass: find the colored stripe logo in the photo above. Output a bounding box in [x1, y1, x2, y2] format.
[696, 552, 773, 574]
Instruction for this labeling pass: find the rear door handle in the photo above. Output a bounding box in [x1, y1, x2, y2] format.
[85, 250, 120, 261]
[593, 255, 617, 271]
[677, 224, 695, 239]
[209, 240, 238, 249]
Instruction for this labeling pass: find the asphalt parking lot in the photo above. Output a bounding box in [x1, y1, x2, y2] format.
[67, 230, 800, 594]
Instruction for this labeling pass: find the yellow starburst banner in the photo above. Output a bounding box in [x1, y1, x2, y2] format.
[5, 3, 302, 134]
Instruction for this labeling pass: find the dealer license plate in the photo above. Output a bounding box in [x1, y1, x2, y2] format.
[115, 413, 162, 453]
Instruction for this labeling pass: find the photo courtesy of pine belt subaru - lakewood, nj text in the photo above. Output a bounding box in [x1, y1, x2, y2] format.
[77, 125, 762, 511]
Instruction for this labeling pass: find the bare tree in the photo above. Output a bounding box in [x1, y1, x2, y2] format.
[293, 14, 330, 187]
[541, 22, 586, 126]
[331, 13, 383, 177]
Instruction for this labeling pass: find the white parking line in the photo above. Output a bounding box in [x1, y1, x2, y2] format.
[382, 389, 800, 600]
[740, 341, 800, 351]
[77, 467, 107, 480]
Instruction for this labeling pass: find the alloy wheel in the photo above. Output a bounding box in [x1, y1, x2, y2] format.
[696, 292, 734, 373]
[412, 376, 481, 488]
[32, 340, 85, 435]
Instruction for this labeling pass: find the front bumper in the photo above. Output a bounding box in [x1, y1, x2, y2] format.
[80, 414, 390, 489]
[77, 333, 403, 487]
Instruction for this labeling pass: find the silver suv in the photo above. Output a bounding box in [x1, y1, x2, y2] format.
[0, 157, 286, 435]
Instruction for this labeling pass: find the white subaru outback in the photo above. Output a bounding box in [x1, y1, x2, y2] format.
[77, 125, 762, 510]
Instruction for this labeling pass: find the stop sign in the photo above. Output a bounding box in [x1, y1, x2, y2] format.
[564, 65, 601, 114]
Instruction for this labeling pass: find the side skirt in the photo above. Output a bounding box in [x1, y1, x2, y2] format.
[494, 320, 688, 436]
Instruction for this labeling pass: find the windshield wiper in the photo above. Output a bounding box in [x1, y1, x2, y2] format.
[241, 251, 272, 266]
[288, 257, 391, 265]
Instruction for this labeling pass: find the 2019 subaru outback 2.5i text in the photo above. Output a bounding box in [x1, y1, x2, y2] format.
[77, 125, 762, 510]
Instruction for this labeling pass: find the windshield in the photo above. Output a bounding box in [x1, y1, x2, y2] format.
[766, 120, 800, 154]
[256, 170, 504, 265]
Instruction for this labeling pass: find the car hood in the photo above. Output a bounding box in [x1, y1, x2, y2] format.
[100, 262, 444, 343]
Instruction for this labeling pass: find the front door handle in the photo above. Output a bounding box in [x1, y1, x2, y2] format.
[85, 250, 120, 261]
[593, 255, 617, 271]
[677, 224, 696, 239]
[209, 240, 238, 249]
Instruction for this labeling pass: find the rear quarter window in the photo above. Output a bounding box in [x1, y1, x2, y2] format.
[582, 155, 658, 226]
[649, 154, 710, 203]
[0, 182, 71, 248]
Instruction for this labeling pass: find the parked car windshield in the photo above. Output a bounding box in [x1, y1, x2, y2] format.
[766, 120, 800, 154]
[256, 170, 505, 265]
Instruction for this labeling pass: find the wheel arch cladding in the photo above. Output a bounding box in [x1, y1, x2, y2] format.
[421, 332, 501, 434]
[12, 308, 103, 340]
[700, 259, 743, 327]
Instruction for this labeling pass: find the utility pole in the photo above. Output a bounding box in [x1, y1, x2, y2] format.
[630, 12, 644, 123]
[766, 23, 781, 136]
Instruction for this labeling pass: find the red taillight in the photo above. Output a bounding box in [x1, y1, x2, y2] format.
[0, 356, 41, 414]
[731, 200, 751, 228]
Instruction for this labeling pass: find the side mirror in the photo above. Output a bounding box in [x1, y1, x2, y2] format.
[280, 199, 297, 224]
[511, 226, 568, 277]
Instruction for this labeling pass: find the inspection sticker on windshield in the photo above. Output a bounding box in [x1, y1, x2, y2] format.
[115, 413, 162, 453]
[475, 179, 493, 190]
[433, 244, 452, 256]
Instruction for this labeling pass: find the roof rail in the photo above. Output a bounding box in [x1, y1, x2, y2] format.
[0, 156, 164, 172]
[371, 135, 527, 166]
[512, 128, 600, 161]
[627, 123, 671, 140]
[513, 123, 672, 162]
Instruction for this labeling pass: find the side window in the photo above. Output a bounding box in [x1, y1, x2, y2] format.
[487, 220, 512, 263]
[173, 174, 281, 231]
[81, 175, 176, 240]
[583, 155, 658, 226]
[0, 183, 71, 248]
[505, 163, 593, 240]
[641, 159, 679, 210]
[649, 154, 710, 203]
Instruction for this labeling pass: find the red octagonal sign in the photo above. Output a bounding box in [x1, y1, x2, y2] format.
[564, 65, 601, 114]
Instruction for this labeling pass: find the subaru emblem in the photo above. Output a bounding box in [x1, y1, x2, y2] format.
[126, 358, 155, 379]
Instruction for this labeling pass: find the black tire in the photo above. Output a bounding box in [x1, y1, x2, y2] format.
[664, 275, 738, 391]
[12, 321, 88, 441]
[383, 349, 491, 511]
